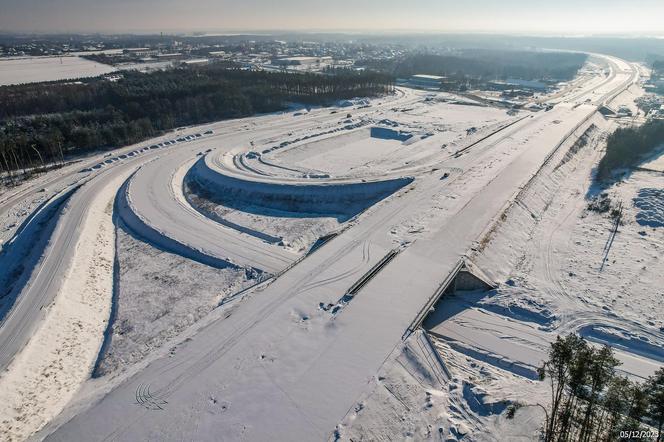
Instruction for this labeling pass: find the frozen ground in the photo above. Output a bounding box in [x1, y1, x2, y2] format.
[93, 223, 255, 377]
[337, 331, 547, 442]
[0, 56, 116, 86]
[43, 100, 634, 442]
[468, 86, 664, 341]
[183, 97, 515, 255]
[565, 171, 664, 330]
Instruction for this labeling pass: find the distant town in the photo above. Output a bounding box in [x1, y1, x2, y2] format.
[3, 33, 664, 118]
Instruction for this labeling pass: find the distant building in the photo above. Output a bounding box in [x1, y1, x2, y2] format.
[123, 48, 157, 57]
[181, 58, 209, 66]
[503, 78, 547, 91]
[156, 53, 183, 61]
[407, 74, 445, 89]
[272, 56, 331, 67]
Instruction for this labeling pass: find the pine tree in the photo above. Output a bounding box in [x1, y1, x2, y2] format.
[646, 368, 664, 442]
[601, 376, 631, 442]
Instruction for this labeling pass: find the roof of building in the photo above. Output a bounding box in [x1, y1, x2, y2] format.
[411, 74, 446, 80]
[278, 56, 320, 62]
[182, 58, 209, 65]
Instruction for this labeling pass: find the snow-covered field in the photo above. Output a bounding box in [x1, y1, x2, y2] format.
[0, 56, 116, 86]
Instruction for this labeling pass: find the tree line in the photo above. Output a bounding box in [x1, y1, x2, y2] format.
[0, 66, 393, 177]
[356, 50, 588, 85]
[654, 60, 664, 75]
[539, 334, 664, 442]
[596, 120, 664, 180]
[652, 61, 664, 95]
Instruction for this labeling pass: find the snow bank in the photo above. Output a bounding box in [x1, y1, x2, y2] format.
[471, 114, 608, 281]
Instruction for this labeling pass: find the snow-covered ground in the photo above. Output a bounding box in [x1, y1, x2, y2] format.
[93, 223, 255, 377]
[465, 85, 664, 369]
[263, 105, 512, 178]
[336, 78, 663, 441]
[0, 56, 116, 86]
[185, 183, 343, 253]
[641, 147, 664, 172]
[182, 96, 517, 255]
[336, 331, 546, 441]
[0, 54, 655, 441]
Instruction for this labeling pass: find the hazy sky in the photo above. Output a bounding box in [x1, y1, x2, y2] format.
[1, 0, 663, 35]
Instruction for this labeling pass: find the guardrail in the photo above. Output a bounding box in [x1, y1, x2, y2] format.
[346, 248, 400, 297]
[402, 259, 464, 340]
[451, 115, 530, 158]
[421, 330, 452, 381]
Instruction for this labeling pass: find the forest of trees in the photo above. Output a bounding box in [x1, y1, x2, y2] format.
[652, 60, 664, 95]
[539, 334, 664, 442]
[596, 120, 664, 180]
[357, 50, 588, 84]
[654, 60, 664, 76]
[0, 66, 393, 176]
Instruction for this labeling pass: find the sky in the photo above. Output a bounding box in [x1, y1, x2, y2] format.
[1, 0, 663, 35]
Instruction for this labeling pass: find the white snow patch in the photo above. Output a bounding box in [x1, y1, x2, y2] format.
[0, 56, 116, 86]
